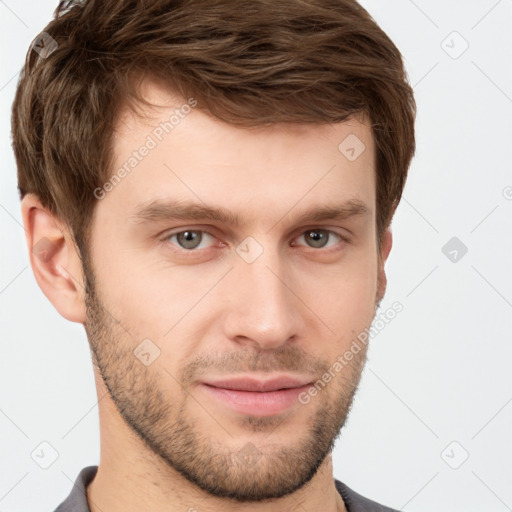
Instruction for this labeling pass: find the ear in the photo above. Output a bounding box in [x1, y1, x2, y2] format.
[20, 193, 87, 323]
[376, 227, 393, 306]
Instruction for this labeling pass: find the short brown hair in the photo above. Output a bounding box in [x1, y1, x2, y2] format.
[12, 0, 415, 259]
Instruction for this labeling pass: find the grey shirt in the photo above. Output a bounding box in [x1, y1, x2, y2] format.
[54, 466, 402, 512]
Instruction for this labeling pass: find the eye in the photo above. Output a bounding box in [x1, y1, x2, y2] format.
[161, 227, 347, 254]
[293, 229, 344, 250]
[164, 229, 216, 251]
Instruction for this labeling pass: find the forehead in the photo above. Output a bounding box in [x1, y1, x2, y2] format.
[106, 81, 376, 228]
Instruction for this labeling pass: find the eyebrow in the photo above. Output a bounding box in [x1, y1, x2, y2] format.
[129, 197, 370, 228]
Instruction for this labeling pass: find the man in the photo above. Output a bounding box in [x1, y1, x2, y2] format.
[12, 0, 415, 510]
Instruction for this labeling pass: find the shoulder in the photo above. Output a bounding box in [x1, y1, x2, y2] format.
[334, 479, 403, 512]
[53, 466, 98, 512]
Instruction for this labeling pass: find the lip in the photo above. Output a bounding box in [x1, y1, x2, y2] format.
[199, 375, 314, 416]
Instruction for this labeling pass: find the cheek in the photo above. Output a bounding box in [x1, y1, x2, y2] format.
[96, 264, 220, 371]
[301, 255, 378, 325]
[90, 254, 173, 342]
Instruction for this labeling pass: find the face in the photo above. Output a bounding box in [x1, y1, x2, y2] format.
[81, 82, 388, 502]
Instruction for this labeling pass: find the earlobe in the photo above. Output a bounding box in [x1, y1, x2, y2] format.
[20, 193, 87, 324]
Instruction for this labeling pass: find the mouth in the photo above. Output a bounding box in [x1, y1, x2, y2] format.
[198, 375, 314, 416]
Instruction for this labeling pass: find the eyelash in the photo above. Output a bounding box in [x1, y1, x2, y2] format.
[160, 228, 349, 255]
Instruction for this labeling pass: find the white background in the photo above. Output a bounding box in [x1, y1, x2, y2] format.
[1, 1, 511, 511]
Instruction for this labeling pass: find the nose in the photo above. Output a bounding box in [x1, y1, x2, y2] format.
[222, 241, 305, 350]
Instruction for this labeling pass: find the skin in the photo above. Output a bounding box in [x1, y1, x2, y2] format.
[21, 80, 392, 512]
